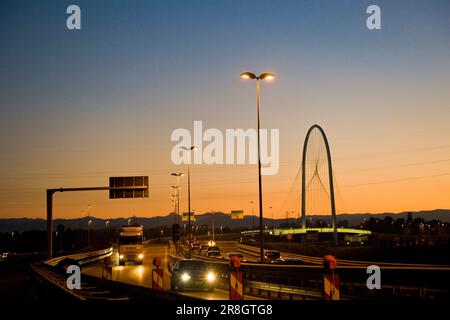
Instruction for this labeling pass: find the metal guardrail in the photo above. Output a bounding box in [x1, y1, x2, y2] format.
[238, 243, 450, 269]
[32, 247, 116, 301]
[237, 243, 450, 299]
[32, 244, 196, 301]
[44, 247, 114, 267]
[178, 242, 450, 299]
[246, 280, 323, 300]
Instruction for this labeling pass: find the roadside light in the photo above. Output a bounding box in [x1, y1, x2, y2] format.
[240, 72, 256, 79]
[206, 272, 216, 283]
[119, 254, 124, 260]
[181, 273, 190, 282]
[207, 240, 216, 247]
[259, 73, 274, 80]
[138, 254, 144, 260]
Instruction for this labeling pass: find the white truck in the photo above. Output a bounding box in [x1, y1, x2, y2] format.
[118, 225, 144, 265]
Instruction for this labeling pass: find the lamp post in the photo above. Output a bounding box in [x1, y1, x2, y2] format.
[105, 220, 109, 246]
[170, 185, 182, 224]
[87, 219, 92, 248]
[11, 232, 15, 253]
[270, 206, 274, 230]
[240, 71, 274, 263]
[171, 194, 177, 223]
[211, 211, 215, 242]
[171, 173, 183, 225]
[250, 201, 255, 229]
[179, 146, 197, 259]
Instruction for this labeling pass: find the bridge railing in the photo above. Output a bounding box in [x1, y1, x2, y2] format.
[44, 247, 114, 268]
[177, 241, 450, 299]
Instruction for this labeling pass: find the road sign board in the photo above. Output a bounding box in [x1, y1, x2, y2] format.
[109, 176, 149, 199]
[231, 210, 244, 219]
[182, 211, 195, 221]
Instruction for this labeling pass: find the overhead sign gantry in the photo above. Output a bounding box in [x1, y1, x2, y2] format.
[46, 176, 149, 258]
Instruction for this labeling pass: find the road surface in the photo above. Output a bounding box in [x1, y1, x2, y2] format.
[82, 241, 262, 300]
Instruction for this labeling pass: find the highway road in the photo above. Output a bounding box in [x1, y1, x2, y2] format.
[191, 240, 258, 262]
[82, 241, 263, 300]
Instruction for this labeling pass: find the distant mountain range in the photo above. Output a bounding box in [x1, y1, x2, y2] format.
[1, 209, 449, 233]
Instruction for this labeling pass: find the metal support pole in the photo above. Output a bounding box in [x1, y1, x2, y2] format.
[46, 190, 54, 259]
[256, 78, 264, 263]
[212, 211, 215, 242]
[187, 165, 192, 259]
[45, 185, 146, 259]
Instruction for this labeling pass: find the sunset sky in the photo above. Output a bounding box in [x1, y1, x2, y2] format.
[1, 0, 449, 220]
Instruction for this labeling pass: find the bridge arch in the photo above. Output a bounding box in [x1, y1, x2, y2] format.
[301, 124, 338, 245]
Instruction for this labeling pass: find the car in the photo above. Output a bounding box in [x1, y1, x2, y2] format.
[245, 239, 258, 246]
[272, 257, 305, 265]
[206, 250, 223, 259]
[227, 252, 246, 262]
[200, 245, 209, 254]
[191, 242, 201, 251]
[263, 250, 281, 263]
[206, 246, 220, 254]
[170, 259, 216, 292]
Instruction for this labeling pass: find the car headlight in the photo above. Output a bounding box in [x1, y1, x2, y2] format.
[138, 254, 144, 259]
[119, 254, 124, 260]
[206, 272, 216, 283]
[181, 273, 190, 282]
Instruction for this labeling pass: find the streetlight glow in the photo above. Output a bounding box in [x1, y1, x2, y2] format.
[260, 73, 274, 80]
[240, 72, 274, 81]
[240, 72, 256, 79]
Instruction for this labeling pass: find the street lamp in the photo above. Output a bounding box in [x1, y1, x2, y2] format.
[171, 173, 184, 225]
[241, 71, 275, 263]
[210, 211, 216, 242]
[270, 206, 274, 230]
[170, 173, 184, 224]
[105, 220, 109, 246]
[250, 201, 255, 229]
[179, 146, 197, 258]
[87, 204, 93, 217]
[88, 219, 92, 248]
[11, 232, 15, 253]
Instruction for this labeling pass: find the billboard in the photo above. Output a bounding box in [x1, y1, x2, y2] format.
[182, 211, 196, 222]
[231, 210, 244, 219]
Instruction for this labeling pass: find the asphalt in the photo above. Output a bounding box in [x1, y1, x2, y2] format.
[82, 240, 263, 300]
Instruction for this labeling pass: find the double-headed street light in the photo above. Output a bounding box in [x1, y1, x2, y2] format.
[179, 146, 197, 259]
[171, 172, 184, 225]
[240, 71, 275, 263]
